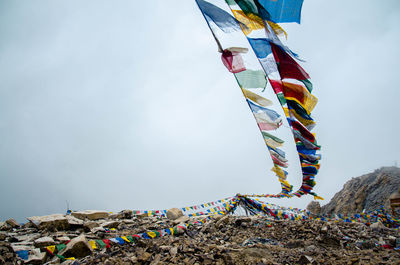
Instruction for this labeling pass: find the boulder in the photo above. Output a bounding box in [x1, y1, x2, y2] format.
[59, 235, 93, 258]
[166, 208, 183, 220]
[71, 210, 110, 220]
[173, 225, 186, 235]
[27, 214, 69, 231]
[110, 209, 133, 219]
[84, 221, 100, 230]
[0, 232, 7, 241]
[34, 236, 55, 248]
[56, 236, 71, 244]
[25, 248, 46, 264]
[307, 201, 321, 216]
[370, 221, 385, 230]
[0, 221, 10, 231]
[101, 221, 120, 229]
[6, 218, 20, 228]
[173, 215, 190, 225]
[14, 233, 41, 243]
[66, 215, 84, 226]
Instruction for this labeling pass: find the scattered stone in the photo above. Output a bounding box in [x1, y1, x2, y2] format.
[101, 221, 120, 229]
[370, 221, 386, 230]
[3, 207, 400, 264]
[172, 215, 190, 225]
[71, 210, 110, 221]
[0, 232, 7, 241]
[84, 221, 100, 231]
[6, 218, 20, 228]
[166, 208, 183, 220]
[34, 236, 55, 248]
[25, 248, 46, 264]
[66, 215, 84, 227]
[0, 221, 10, 231]
[59, 235, 93, 258]
[27, 214, 69, 231]
[298, 255, 317, 264]
[56, 236, 71, 244]
[306, 201, 321, 216]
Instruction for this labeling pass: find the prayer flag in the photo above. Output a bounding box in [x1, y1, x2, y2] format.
[196, 0, 246, 33]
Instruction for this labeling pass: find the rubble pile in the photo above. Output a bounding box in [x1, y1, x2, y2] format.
[1, 209, 400, 264]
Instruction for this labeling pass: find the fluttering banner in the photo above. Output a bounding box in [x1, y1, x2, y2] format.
[195, 0, 321, 199]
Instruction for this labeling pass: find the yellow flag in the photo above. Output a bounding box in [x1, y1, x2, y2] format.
[271, 165, 286, 179]
[242, 88, 272, 107]
[232, 10, 264, 35]
[282, 81, 318, 114]
[89, 241, 97, 250]
[147, 232, 156, 238]
[121, 236, 130, 242]
[267, 21, 288, 39]
[46, 245, 56, 253]
[232, 10, 288, 39]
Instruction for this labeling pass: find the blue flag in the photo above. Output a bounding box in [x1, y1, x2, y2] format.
[196, 0, 246, 33]
[258, 0, 304, 24]
[247, 99, 281, 121]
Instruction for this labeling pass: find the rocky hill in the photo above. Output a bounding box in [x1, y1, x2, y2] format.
[321, 167, 400, 216]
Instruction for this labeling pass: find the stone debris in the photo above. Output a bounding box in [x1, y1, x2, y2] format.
[71, 210, 110, 221]
[27, 214, 69, 231]
[33, 237, 55, 248]
[306, 201, 321, 216]
[58, 234, 93, 258]
[6, 218, 20, 229]
[0, 209, 399, 264]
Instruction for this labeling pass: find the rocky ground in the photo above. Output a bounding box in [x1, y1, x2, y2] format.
[1, 209, 400, 265]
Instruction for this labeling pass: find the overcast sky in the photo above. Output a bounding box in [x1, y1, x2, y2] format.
[1, 0, 399, 222]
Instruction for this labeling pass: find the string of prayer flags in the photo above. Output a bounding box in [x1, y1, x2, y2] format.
[222, 0, 322, 199]
[197, 0, 327, 198]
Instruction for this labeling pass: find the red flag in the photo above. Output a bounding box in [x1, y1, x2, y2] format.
[221, 50, 246, 73]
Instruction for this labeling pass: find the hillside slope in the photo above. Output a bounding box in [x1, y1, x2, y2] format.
[321, 167, 400, 215]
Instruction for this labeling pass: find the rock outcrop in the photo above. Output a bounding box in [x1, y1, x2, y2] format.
[322, 167, 400, 215]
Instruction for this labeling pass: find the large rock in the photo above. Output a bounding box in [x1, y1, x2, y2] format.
[0, 221, 10, 231]
[166, 208, 184, 220]
[101, 220, 120, 229]
[84, 221, 100, 230]
[321, 167, 400, 215]
[25, 248, 46, 264]
[71, 210, 110, 220]
[34, 236, 55, 248]
[6, 218, 20, 228]
[27, 214, 69, 231]
[59, 234, 93, 258]
[173, 215, 190, 225]
[307, 201, 321, 216]
[66, 215, 84, 226]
